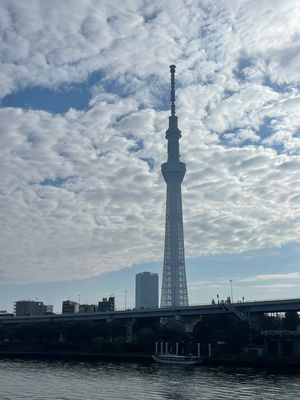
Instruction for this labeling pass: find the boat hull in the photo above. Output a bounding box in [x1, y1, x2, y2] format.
[152, 354, 202, 365]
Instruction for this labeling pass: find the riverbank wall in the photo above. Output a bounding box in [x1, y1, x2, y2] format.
[1, 349, 300, 368]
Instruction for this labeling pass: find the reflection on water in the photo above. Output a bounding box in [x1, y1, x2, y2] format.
[1, 359, 300, 400]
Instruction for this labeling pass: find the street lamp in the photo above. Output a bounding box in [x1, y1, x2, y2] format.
[124, 290, 127, 310]
[229, 280, 233, 303]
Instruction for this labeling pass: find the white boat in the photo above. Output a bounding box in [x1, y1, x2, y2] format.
[152, 353, 203, 365]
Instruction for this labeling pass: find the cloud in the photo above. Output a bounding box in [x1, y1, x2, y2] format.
[252, 284, 297, 289]
[241, 272, 300, 283]
[188, 272, 300, 295]
[1, 1, 300, 283]
[189, 280, 224, 290]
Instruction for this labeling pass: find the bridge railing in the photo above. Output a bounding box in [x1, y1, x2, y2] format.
[188, 297, 300, 308]
[2, 298, 300, 321]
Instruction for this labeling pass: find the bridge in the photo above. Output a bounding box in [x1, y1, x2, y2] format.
[1, 298, 300, 325]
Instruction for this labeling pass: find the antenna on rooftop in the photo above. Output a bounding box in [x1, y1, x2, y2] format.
[170, 64, 176, 116]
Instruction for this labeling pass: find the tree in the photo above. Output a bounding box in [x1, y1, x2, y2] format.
[282, 311, 299, 330]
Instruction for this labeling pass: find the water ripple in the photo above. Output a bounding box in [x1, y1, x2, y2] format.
[1, 359, 300, 400]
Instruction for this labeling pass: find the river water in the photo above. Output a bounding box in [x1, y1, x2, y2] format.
[1, 358, 300, 400]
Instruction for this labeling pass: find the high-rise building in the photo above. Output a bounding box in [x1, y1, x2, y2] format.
[62, 300, 79, 314]
[135, 272, 159, 309]
[160, 65, 189, 307]
[79, 304, 96, 313]
[14, 300, 54, 316]
[42, 304, 54, 314]
[97, 297, 115, 312]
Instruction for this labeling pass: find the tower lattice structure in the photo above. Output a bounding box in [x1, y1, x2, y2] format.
[160, 65, 189, 307]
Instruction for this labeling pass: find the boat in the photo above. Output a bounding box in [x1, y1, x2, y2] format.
[152, 353, 203, 365]
[153, 342, 203, 364]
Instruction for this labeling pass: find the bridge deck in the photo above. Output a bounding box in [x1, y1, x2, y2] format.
[1, 298, 300, 325]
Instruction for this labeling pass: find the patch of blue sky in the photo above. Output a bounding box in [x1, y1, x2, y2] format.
[293, 128, 300, 138]
[186, 244, 300, 304]
[128, 139, 144, 153]
[219, 118, 286, 153]
[95, 72, 167, 111]
[1, 243, 300, 313]
[263, 76, 292, 93]
[1, 66, 176, 115]
[39, 176, 75, 188]
[141, 5, 159, 24]
[234, 56, 297, 97]
[234, 56, 254, 82]
[257, 117, 274, 139]
[258, 117, 286, 153]
[146, 74, 170, 112]
[1, 70, 105, 114]
[139, 157, 155, 171]
[108, 73, 169, 112]
[103, 77, 132, 98]
[188, 243, 300, 280]
[223, 89, 235, 98]
[124, 133, 144, 153]
[218, 127, 253, 147]
[0, 260, 163, 313]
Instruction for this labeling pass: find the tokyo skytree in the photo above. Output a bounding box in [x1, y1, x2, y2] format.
[160, 65, 189, 308]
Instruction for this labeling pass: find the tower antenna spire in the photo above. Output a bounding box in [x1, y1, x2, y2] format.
[170, 64, 176, 116]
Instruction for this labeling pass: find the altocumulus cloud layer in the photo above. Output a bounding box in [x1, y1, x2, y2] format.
[1, 0, 300, 283]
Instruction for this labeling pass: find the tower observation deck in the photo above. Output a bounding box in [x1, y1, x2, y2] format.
[160, 65, 189, 307]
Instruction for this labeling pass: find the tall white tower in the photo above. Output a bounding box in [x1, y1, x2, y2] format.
[160, 65, 189, 307]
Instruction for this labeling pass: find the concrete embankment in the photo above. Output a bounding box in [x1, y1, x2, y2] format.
[0, 350, 152, 362]
[206, 355, 300, 368]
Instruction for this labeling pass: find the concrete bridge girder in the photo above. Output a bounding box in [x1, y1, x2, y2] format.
[2, 299, 300, 326]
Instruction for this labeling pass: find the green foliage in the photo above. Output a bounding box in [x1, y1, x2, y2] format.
[107, 320, 127, 338]
[0, 322, 63, 342]
[260, 312, 300, 332]
[193, 315, 250, 351]
[135, 328, 156, 344]
[112, 336, 126, 352]
[282, 311, 300, 330]
[133, 318, 160, 333]
[260, 314, 282, 330]
[91, 337, 106, 351]
[62, 321, 108, 341]
[158, 320, 185, 342]
[0, 314, 256, 356]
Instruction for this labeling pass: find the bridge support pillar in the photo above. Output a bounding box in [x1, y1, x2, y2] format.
[293, 339, 299, 356]
[183, 317, 202, 335]
[125, 319, 135, 343]
[263, 338, 269, 356]
[277, 337, 283, 356]
[106, 318, 113, 343]
[58, 333, 65, 343]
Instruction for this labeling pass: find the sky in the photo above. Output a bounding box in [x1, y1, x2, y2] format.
[1, 0, 300, 313]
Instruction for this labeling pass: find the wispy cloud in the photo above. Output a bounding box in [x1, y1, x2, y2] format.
[189, 281, 224, 291]
[252, 284, 297, 289]
[188, 272, 300, 292]
[240, 272, 300, 283]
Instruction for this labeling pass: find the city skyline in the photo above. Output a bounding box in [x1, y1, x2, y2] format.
[1, 1, 300, 313]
